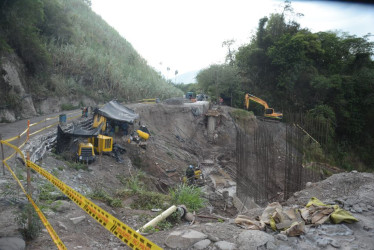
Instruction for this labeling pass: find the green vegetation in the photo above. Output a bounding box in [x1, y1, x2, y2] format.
[141, 211, 181, 233]
[230, 109, 254, 120]
[0, 0, 182, 110]
[130, 191, 169, 210]
[116, 171, 170, 210]
[67, 161, 88, 171]
[90, 186, 122, 208]
[61, 103, 79, 111]
[169, 184, 206, 211]
[15, 204, 42, 240]
[196, 1, 374, 170]
[39, 182, 61, 201]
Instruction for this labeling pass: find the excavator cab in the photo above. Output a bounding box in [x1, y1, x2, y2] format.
[265, 108, 274, 115]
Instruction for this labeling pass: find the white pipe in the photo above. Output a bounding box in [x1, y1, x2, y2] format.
[137, 205, 178, 232]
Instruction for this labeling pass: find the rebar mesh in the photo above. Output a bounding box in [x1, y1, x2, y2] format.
[236, 113, 329, 206]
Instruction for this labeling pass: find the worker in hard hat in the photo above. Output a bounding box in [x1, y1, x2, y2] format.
[186, 165, 195, 185]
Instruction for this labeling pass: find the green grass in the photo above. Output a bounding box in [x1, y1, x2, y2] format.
[89, 186, 122, 208]
[169, 184, 206, 211]
[230, 109, 254, 120]
[67, 162, 88, 171]
[39, 182, 59, 201]
[130, 191, 169, 210]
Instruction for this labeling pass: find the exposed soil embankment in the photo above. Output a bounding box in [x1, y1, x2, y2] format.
[1, 101, 373, 250]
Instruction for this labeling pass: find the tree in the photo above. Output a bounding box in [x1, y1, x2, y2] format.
[174, 70, 178, 83]
[196, 64, 242, 107]
[222, 39, 236, 65]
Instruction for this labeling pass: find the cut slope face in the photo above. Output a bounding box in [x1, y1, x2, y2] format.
[129, 102, 237, 185]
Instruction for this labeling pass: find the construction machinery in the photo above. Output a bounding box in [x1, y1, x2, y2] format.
[185, 92, 196, 102]
[88, 134, 113, 154]
[77, 135, 113, 163]
[77, 142, 95, 163]
[183, 165, 205, 186]
[245, 93, 283, 120]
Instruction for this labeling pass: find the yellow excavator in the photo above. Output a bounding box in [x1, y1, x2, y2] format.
[245, 93, 283, 120]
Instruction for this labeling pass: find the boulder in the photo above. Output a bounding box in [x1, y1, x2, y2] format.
[214, 241, 236, 250]
[0, 237, 25, 250]
[193, 239, 211, 249]
[165, 229, 207, 249]
[237, 230, 275, 250]
[52, 200, 70, 212]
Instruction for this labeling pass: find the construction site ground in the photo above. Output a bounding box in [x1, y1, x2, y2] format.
[0, 100, 373, 249]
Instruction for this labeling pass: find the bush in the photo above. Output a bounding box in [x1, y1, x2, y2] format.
[169, 184, 206, 211]
[15, 204, 42, 240]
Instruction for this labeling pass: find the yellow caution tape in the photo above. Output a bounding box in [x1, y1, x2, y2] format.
[30, 119, 48, 127]
[46, 115, 60, 121]
[4, 134, 21, 143]
[67, 114, 81, 121]
[3, 151, 16, 162]
[20, 128, 29, 137]
[27, 160, 162, 250]
[3, 141, 161, 249]
[29, 122, 59, 137]
[1, 140, 26, 164]
[3, 161, 66, 249]
[66, 111, 81, 116]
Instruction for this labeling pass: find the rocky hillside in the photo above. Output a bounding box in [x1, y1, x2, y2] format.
[0, 0, 182, 122]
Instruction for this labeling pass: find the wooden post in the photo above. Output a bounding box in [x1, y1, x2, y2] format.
[26, 151, 32, 231]
[27, 120, 30, 142]
[100, 151, 102, 169]
[0, 134, 5, 175]
[16, 131, 20, 158]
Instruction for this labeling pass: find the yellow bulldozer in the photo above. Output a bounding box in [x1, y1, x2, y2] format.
[77, 135, 113, 163]
[245, 93, 283, 120]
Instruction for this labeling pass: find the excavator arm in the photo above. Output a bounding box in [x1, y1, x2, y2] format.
[244, 93, 283, 120]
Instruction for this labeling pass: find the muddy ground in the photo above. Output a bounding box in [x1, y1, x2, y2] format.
[0, 100, 373, 249]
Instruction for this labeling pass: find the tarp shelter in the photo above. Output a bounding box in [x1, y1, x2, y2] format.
[56, 124, 102, 154]
[96, 100, 139, 124]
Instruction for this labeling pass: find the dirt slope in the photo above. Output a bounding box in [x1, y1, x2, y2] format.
[0, 101, 373, 250]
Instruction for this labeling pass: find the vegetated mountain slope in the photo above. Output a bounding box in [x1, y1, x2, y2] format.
[0, 0, 182, 121]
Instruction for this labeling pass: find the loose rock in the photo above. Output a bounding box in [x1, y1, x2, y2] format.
[70, 215, 86, 225]
[214, 241, 236, 250]
[165, 229, 207, 249]
[193, 239, 211, 249]
[237, 230, 275, 249]
[52, 200, 70, 212]
[0, 237, 25, 250]
[58, 221, 67, 230]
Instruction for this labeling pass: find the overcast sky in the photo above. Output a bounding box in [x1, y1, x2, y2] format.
[91, 0, 374, 79]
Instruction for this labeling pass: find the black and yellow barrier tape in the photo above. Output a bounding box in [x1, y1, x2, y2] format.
[26, 160, 162, 250]
[3, 160, 66, 250]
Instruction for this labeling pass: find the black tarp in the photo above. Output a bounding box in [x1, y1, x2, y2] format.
[66, 124, 102, 137]
[56, 124, 102, 154]
[96, 100, 139, 123]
